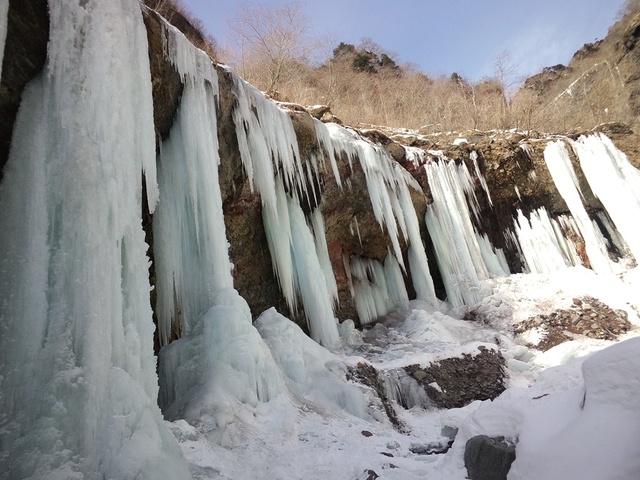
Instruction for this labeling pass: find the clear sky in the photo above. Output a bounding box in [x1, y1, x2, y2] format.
[180, 0, 628, 83]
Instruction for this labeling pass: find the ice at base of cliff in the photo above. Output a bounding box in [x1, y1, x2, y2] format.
[162, 266, 640, 480]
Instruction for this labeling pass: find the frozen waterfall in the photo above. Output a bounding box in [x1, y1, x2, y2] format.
[512, 134, 637, 275]
[151, 16, 290, 427]
[424, 158, 506, 308]
[3, 1, 640, 477]
[0, 1, 190, 478]
[572, 133, 640, 263]
[543, 140, 617, 274]
[231, 74, 341, 347]
[325, 123, 438, 305]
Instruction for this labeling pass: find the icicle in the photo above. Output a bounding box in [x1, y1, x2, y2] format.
[543, 139, 616, 274]
[288, 196, 340, 347]
[0, 0, 8, 81]
[262, 175, 296, 312]
[515, 185, 522, 201]
[313, 117, 342, 189]
[457, 161, 483, 223]
[230, 71, 310, 214]
[520, 143, 533, 159]
[471, 150, 493, 207]
[325, 124, 405, 268]
[154, 21, 233, 344]
[384, 250, 410, 306]
[161, 13, 217, 85]
[350, 215, 363, 247]
[405, 146, 428, 167]
[323, 124, 439, 305]
[394, 163, 437, 304]
[476, 232, 510, 277]
[349, 253, 410, 325]
[0, 1, 190, 477]
[424, 159, 494, 307]
[572, 133, 640, 263]
[349, 257, 386, 325]
[155, 18, 285, 428]
[310, 208, 340, 308]
[513, 208, 573, 273]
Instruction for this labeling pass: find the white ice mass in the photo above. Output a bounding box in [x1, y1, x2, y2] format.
[0, 1, 190, 477]
[1, 2, 640, 480]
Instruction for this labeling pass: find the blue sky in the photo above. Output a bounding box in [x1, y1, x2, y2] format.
[180, 0, 627, 82]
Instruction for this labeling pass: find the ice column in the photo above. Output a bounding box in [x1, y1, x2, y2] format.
[311, 208, 340, 308]
[261, 174, 340, 346]
[231, 73, 340, 347]
[514, 208, 575, 273]
[154, 20, 286, 421]
[424, 159, 502, 307]
[289, 196, 340, 347]
[395, 162, 438, 303]
[153, 22, 233, 345]
[572, 133, 640, 263]
[326, 123, 438, 305]
[348, 253, 410, 325]
[0, 1, 189, 478]
[544, 140, 616, 273]
[0, 0, 8, 80]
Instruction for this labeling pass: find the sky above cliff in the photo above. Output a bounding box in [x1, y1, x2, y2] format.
[180, 0, 627, 83]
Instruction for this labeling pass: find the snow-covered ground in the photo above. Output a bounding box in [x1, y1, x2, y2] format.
[166, 266, 640, 479]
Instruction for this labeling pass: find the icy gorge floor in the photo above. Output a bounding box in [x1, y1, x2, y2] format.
[166, 266, 640, 480]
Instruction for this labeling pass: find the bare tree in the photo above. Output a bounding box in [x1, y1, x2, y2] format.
[227, 2, 313, 96]
[492, 50, 520, 128]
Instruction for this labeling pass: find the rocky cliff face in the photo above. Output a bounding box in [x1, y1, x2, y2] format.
[2, 1, 638, 339]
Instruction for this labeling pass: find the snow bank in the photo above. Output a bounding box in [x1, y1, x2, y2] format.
[510, 337, 640, 479]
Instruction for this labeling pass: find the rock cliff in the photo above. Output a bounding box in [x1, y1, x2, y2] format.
[1, 0, 638, 340]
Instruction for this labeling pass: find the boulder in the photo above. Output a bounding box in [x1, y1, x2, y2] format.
[464, 435, 516, 480]
[405, 346, 506, 409]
